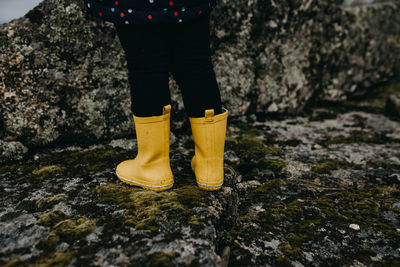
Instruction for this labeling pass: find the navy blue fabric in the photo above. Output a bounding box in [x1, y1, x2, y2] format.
[82, 0, 219, 25]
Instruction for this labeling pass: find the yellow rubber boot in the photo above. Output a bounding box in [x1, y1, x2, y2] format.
[115, 104, 174, 191]
[189, 108, 229, 190]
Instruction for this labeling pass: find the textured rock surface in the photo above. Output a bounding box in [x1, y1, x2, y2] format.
[1, 0, 399, 147]
[0, 140, 28, 163]
[1, 93, 399, 266]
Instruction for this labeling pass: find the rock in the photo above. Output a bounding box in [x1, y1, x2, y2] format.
[0, 140, 28, 163]
[0, 0, 399, 146]
[349, 224, 360, 231]
[385, 93, 400, 119]
[0, 109, 400, 266]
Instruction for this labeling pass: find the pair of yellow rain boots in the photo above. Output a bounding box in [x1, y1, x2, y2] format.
[115, 104, 229, 192]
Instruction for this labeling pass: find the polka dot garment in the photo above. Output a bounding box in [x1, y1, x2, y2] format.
[82, 0, 219, 25]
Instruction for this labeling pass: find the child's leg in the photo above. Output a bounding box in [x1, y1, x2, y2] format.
[114, 23, 171, 117]
[169, 14, 223, 118]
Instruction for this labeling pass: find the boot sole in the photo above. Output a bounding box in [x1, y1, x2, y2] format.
[191, 163, 223, 191]
[115, 171, 174, 192]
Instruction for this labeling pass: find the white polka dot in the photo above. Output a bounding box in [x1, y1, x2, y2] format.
[128, 9, 133, 13]
[125, 20, 129, 24]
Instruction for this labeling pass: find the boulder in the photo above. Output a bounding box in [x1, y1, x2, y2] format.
[0, 0, 399, 147]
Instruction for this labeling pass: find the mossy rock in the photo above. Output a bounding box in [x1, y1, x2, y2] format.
[282, 200, 303, 218]
[251, 179, 283, 194]
[35, 232, 60, 251]
[30, 250, 74, 267]
[95, 183, 135, 207]
[265, 145, 284, 155]
[175, 185, 205, 208]
[230, 133, 270, 160]
[0, 165, 18, 175]
[32, 165, 65, 178]
[38, 210, 69, 227]
[36, 194, 67, 210]
[319, 131, 399, 146]
[62, 147, 120, 166]
[311, 159, 340, 175]
[361, 248, 377, 257]
[0, 257, 24, 267]
[278, 242, 304, 260]
[52, 217, 97, 243]
[276, 139, 303, 147]
[133, 223, 159, 232]
[285, 232, 310, 247]
[146, 252, 179, 267]
[274, 255, 292, 267]
[258, 159, 286, 175]
[36, 216, 97, 250]
[97, 184, 195, 228]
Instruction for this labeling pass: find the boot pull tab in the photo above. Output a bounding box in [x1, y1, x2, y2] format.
[163, 104, 171, 115]
[205, 109, 214, 122]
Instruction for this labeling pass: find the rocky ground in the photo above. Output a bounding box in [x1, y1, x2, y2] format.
[0, 83, 400, 266]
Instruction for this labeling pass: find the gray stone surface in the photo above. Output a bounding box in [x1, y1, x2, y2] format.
[0, 104, 399, 266]
[0, 140, 28, 163]
[0, 0, 399, 147]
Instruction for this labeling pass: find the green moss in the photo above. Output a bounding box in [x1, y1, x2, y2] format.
[30, 250, 74, 267]
[258, 159, 286, 175]
[97, 184, 190, 229]
[188, 215, 203, 229]
[265, 146, 284, 155]
[282, 200, 302, 218]
[146, 252, 178, 267]
[252, 179, 283, 194]
[63, 147, 120, 166]
[36, 194, 67, 210]
[232, 134, 270, 159]
[52, 217, 97, 243]
[286, 232, 310, 247]
[32, 165, 65, 178]
[35, 216, 96, 251]
[298, 218, 321, 236]
[0, 258, 23, 267]
[311, 159, 340, 175]
[277, 139, 303, 147]
[274, 255, 293, 266]
[319, 131, 400, 147]
[0, 165, 18, 175]
[38, 210, 69, 227]
[87, 162, 109, 171]
[375, 259, 400, 266]
[175, 185, 205, 208]
[133, 223, 159, 232]
[361, 248, 377, 256]
[96, 184, 135, 207]
[278, 242, 304, 260]
[35, 232, 60, 251]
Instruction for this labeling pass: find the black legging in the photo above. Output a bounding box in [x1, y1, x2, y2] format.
[114, 13, 223, 118]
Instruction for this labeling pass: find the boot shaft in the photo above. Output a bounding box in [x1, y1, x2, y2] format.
[133, 104, 171, 165]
